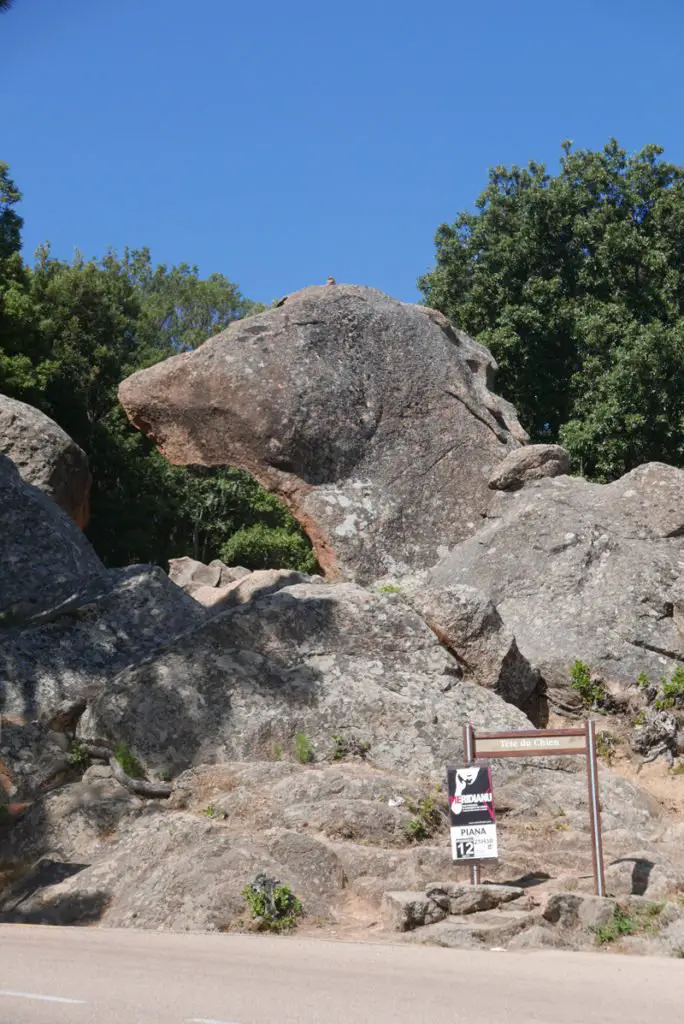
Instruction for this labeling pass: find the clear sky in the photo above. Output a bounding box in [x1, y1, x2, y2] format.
[3, 0, 684, 306]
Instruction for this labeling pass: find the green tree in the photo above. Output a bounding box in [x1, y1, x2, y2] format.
[420, 140, 684, 479]
[0, 161, 316, 572]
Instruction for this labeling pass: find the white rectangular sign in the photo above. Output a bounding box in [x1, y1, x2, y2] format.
[450, 822, 498, 860]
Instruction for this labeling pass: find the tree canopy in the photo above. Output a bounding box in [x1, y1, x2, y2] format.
[420, 140, 684, 480]
[0, 161, 316, 572]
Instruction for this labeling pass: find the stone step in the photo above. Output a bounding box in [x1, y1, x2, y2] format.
[406, 908, 537, 949]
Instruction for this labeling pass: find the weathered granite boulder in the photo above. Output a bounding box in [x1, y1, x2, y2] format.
[402, 580, 541, 715]
[0, 454, 103, 618]
[119, 285, 527, 583]
[0, 395, 91, 527]
[488, 443, 570, 491]
[1, 565, 205, 724]
[79, 580, 533, 777]
[168, 556, 250, 593]
[414, 464, 684, 699]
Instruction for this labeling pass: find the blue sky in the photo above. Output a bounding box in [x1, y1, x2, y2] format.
[3, 0, 684, 306]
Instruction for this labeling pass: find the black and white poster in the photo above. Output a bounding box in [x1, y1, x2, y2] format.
[446, 765, 498, 861]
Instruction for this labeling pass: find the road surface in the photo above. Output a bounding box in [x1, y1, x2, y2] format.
[0, 925, 682, 1023]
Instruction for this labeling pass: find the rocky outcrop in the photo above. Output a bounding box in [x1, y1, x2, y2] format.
[169, 558, 311, 611]
[414, 464, 684, 700]
[488, 443, 570, 491]
[402, 580, 541, 716]
[0, 454, 103, 619]
[119, 285, 528, 583]
[168, 556, 250, 593]
[78, 580, 533, 778]
[0, 395, 91, 527]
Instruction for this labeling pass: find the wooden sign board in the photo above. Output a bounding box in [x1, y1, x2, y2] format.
[461, 722, 605, 897]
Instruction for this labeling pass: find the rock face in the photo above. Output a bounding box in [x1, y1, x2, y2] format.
[488, 443, 570, 491]
[415, 464, 684, 698]
[402, 580, 541, 717]
[0, 395, 91, 527]
[119, 285, 528, 583]
[0, 452, 203, 806]
[0, 454, 103, 619]
[168, 556, 250, 593]
[79, 581, 533, 778]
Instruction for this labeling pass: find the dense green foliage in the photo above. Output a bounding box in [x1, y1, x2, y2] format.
[0, 161, 317, 571]
[421, 140, 684, 480]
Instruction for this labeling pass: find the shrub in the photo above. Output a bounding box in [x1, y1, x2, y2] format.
[403, 793, 445, 842]
[272, 742, 282, 762]
[114, 741, 145, 780]
[242, 874, 303, 932]
[294, 733, 314, 764]
[331, 734, 370, 761]
[655, 667, 684, 710]
[220, 523, 318, 574]
[594, 907, 636, 945]
[378, 583, 401, 594]
[570, 660, 605, 707]
[66, 742, 91, 771]
[636, 672, 650, 690]
[593, 903, 664, 945]
[596, 732, 618, 765]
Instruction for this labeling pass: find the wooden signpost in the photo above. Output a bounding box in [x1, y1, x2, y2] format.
[459, 721, 606, 897]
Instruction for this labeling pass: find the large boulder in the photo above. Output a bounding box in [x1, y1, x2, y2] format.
[415, 464, 684, 700]
[402, 580, 541, 717]
[0, 395, 91, 527]
[119, 285, 527, 584]
[488, 443, 570, 491]
[0, 565, 205, 724]
[79, 580, 533, 778]
[0, 453, 103, 619]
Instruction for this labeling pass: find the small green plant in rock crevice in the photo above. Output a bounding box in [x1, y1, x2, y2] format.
[203, 804, 226, 820]
[570, 660, 606, 707]
[294, 733, 314, 764]
[596, 731, 619, 765]
[114, 741, 145, 780]
[655, 666, 684, 710]
[331, 734, 371, 761]
[404, 792, 446, 843]
[378, 583, 401, 594]
[66, 742, 91, 772]
[593, 903, 665, 945]
[272, 742, 282, 762]
[241, 874, 303, 933]
[593, 907, 636, 945]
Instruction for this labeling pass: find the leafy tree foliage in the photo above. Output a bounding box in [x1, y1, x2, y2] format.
[0, 161, 315, 571]
[420, 140, 684, 479]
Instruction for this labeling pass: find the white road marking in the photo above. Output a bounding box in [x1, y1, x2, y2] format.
[187, 1019, 241, 1024]
[0, 989, 85, 1004]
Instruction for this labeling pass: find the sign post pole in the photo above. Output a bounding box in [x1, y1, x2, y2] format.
[585, 720, 606, 897]
[462, 724, 481, 885]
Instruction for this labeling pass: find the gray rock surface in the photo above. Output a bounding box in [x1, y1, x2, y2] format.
[488, 443, 570, 491]
[119, 285, 527, 584]
[77, 580, 535, 778]
[168, 557, 250, 593]
[402, 580, 541, 715]
[0, 395, 91, 526]
[415, 464, 684, 699]
[0, 454, 103, 619]
[1, 565, 204, 724]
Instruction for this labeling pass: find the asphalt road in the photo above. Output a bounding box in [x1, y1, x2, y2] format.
[0, 925, 682, 1024]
